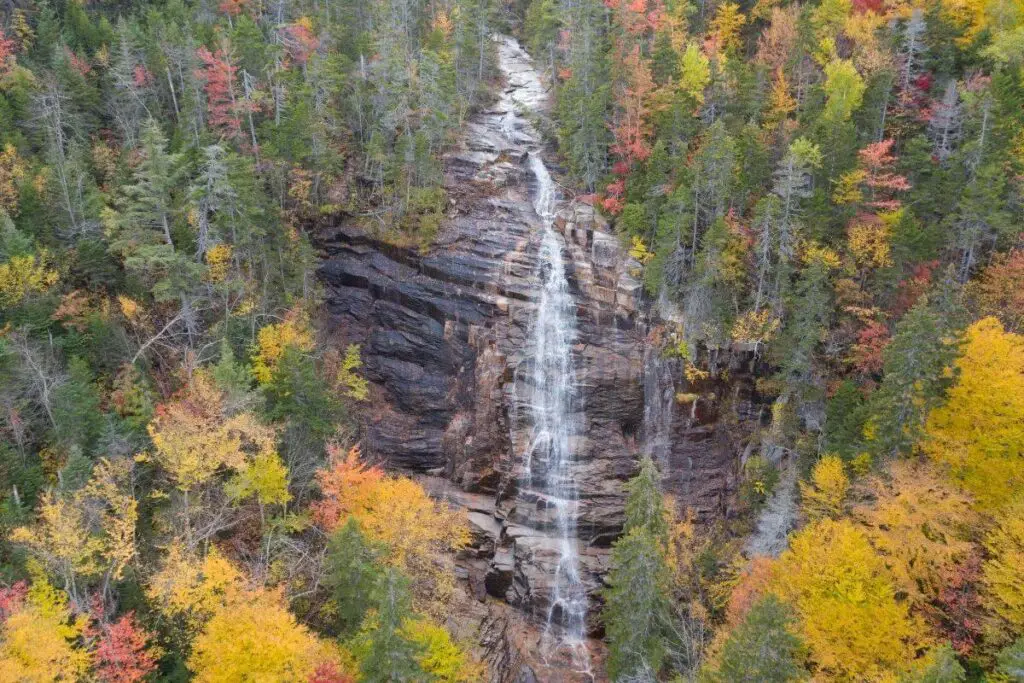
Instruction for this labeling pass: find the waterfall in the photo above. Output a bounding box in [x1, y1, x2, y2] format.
[527, 154, 589, 670]
[497, 35, 590, 674]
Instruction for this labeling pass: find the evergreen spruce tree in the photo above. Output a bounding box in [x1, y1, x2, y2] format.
[604, 456, 673, 681]
[706, 595, 806, 683]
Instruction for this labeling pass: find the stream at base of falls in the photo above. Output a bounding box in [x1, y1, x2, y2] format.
[497, 36, 592, 678]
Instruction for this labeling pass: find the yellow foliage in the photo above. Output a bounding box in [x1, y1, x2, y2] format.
[148, 372, 277, 490]
[0, 577, 89, 683]
[117, 294, 140, 319]
[848, 218, 893, 269]
[803, 242, 842, 269]
[678, 42, 711, 103]
[628, 236, 654, 263]
[189, 588, 340, 682]
[10, 462, 136, 584]
[766, 70, 797, 124]
[851, 460, 977, 608]
[0, 143, 25, 215]
[0, 252, 59, 307]
[147, 544, 243, 626]
[982, 501, 1024, 636]
[924, 317, 1024, 510]
[204, 243, 233, 283]
[800, 455, 849, 519]
[403, 618, 485, 682]
[833, 168, 867, 205]
[731, 309, 781, 346]
[314, 445, 469, 616]
[338, 343, 369, 401]
[712, 3, 747, 52]
[227, 451, 292, 506]
[684, 362, 710, 383]
[251, 314, 316, 384]
[773, 518, 922, 680]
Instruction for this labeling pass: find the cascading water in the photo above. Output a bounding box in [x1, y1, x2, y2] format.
[497, 36, 591, 675]
[527, 155, 590, 672]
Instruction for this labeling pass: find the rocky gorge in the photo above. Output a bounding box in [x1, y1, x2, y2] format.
[317, 37, 771, 682]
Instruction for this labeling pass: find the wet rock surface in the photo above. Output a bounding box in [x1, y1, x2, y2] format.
[317, 36, 767, 682]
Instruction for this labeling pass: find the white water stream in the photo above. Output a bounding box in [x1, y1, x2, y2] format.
[497, 37, 591, 674]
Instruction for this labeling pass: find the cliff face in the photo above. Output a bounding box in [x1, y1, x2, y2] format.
[317, 37, 768, 682]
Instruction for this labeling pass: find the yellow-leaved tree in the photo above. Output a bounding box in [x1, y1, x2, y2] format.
[147, 371, 288, 547]
[11, 458, 138, 604]
[188, 588, 342, 682]
[924, 317, 1024, 510]
[0, 575, 90, 683]
[772, 518, 923, 680]
[251, 313, 315, 385]
[147, 545, 346, 680]
[799, 454, 849, 520]
[851, 459, 978, 609]
[148, 372, 278, 492]
[981, 501, 1024, 641]
[312, 444, 469, 616]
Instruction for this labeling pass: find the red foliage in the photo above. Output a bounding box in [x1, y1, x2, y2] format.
[602, 177, 627, 214]
[66, 48, 92, 77]
[972, 246, 1024, 332]
[914, 72, 933, 93]
[133, 65, 153, 88]
[0, 29, 15, 76]
[601, 195, 625, 214]
[0, 582, 28, 622]
[93, 613, 159, 683]
[852, 0, 885, 13]
[218, 0, 250, 17]
[610, 44, 654, 166]
[858, 139, 911, 211]
[195, 46, 250, 142]
[934, 556, 985, 655]
[849, 320, 890, 375]
[308, 662, 355, 683]
[892, 260, 938, 316]
[284, 22, 320, 65]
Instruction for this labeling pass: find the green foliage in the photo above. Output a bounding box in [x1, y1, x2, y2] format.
[997, 637, 1024, 681]
[706, 595, 806, 683]
[51, 356, 102, 453]
[355, 569, 427, 682]
[604, 456, 673, 680]
[325, 519, 386, 635]
[866, 296, 962, 459]
[909, 645, 966, 683]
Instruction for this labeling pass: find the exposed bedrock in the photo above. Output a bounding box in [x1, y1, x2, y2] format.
[317, 36, 768, 682]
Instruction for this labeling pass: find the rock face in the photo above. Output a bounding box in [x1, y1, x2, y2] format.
[317, 37, 768, 682]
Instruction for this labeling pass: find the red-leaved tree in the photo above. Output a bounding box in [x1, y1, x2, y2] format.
[93, 612, 159, 683]
[195, 46, 249, 142]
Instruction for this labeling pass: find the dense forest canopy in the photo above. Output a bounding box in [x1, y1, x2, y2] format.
[0, 0, 1021, 679]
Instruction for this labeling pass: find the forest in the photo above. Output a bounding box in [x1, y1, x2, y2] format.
[0, 0, 1021, 680]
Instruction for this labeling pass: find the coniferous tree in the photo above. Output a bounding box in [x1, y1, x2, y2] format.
[706, 595, 806, 683]
[604, 456, 673, 681]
